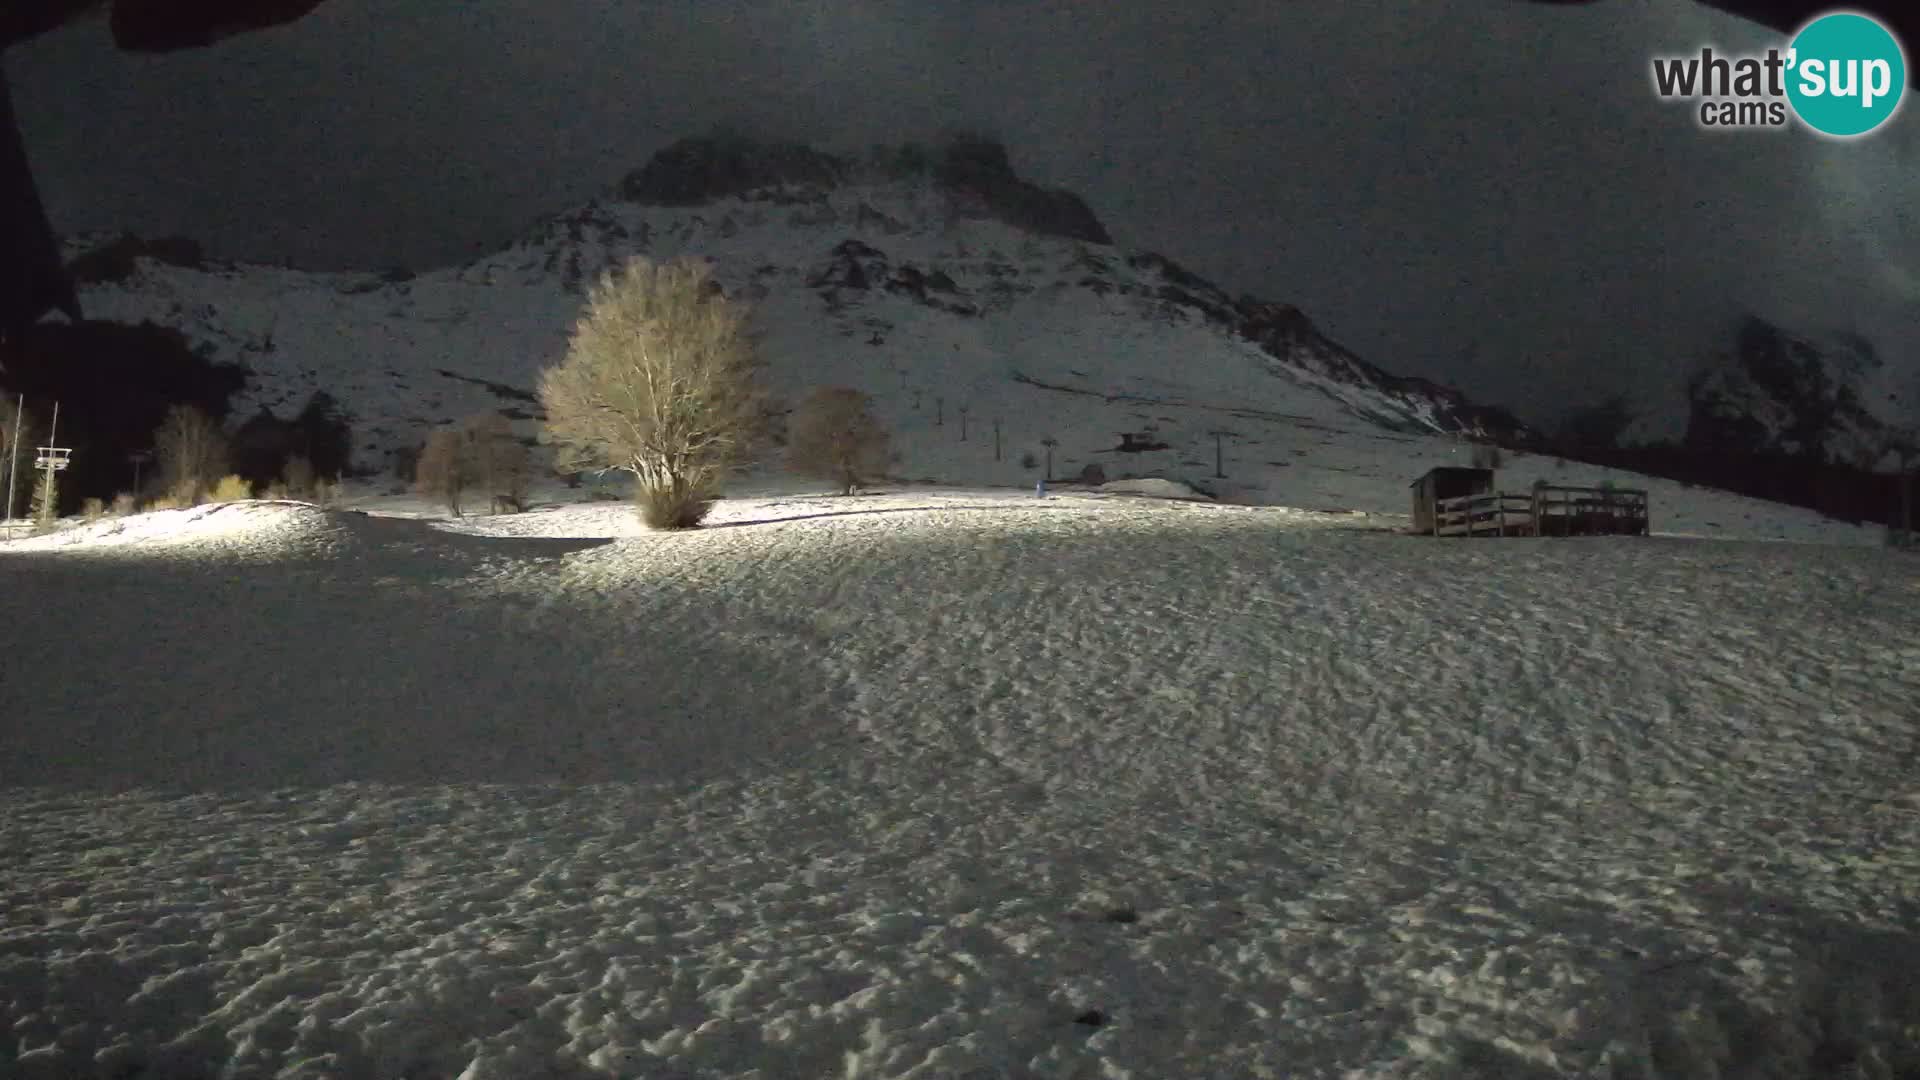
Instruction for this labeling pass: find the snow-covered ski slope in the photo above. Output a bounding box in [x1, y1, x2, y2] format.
[4, 491, 1917, 1078]
[69, 174, 1885, 545]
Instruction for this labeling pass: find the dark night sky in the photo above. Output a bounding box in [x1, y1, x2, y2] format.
[10, 0, 1918, 429]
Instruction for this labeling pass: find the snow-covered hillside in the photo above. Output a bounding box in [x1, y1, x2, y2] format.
[60, 140, 1536, 500]
[1682, 316, 1916, 468]
[57, 137, 1900, 540]
[3, 494, 1917, 1078]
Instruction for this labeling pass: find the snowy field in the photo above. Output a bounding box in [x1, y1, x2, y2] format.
[3, 489, 1918, 1079]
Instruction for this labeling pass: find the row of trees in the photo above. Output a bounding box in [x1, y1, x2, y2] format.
[3, 388, 351, 526]
[529, 256, 890, 528]
[148, 404, 340, 506]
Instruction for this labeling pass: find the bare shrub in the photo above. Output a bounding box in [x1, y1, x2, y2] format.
[392, 444, 421, 482]
[411, 414, 527, 517]
[82, 497, 105, 522]
[211, 474, 253, 502]
[110, 493, 136, 517]
[462, 412, 529, 511]
[145, 495, 186, 512]
[154, 405, 229, 505]
[313, 476, 341, 508]
[634, 483, 715, 528]
[414, 427, 467, 516]
[280, 454, 315, 499]
[787, 386, 890, 496]
[538, 256, 764, 529]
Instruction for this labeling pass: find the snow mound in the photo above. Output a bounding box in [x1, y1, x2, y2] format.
[0, 501, 358, 559]
[1096, 477, 1215, 501]
[0, 500, 619, 572]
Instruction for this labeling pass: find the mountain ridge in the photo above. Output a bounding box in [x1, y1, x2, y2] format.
[1684, 314, 1911, 469]
[19, 133, 1601, 524]
[60, 134, 1537, 457]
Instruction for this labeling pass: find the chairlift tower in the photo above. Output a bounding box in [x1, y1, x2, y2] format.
[33, 401, 70, 525]
[129, 449, 152, 496]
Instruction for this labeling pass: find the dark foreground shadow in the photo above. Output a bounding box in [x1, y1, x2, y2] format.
[1494, 886, 1920, 1079]
[0, 550, 848, 793]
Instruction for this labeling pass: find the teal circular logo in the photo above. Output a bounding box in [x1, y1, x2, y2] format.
[1785, 12, 1906, 137]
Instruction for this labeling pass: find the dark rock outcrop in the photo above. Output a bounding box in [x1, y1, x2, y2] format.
[1684, 315, 1890, 465]
[621, 135, 847, 206]
[1234, 297, 1534, 441]
[806, 238, 886, 293]
[933, 135, 1110, 245]
[1101, 252, 1535, 443]
[883, 263, 976, 316]
[619, 133, 1112, 246]
[1540, 316, 1906, 525]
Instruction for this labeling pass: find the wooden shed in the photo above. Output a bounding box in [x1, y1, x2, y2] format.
[1409, 467, 1493, 534]
[1412, 469, 1652, 538]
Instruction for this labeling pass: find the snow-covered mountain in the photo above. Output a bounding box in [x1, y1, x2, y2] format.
[1683, 315, 1915, 469]
[60, 136, 1538, 499]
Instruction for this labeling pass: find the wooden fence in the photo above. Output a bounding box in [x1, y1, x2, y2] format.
[1433, 485, 1649, 538]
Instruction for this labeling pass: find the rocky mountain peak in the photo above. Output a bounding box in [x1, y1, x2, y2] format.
[617, 132, 1111, 246]
[618, 134, 847, 207]
[1685, 314, 1895, 467]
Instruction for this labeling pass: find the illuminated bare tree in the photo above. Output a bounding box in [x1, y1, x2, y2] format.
[539, 257, 764, 529]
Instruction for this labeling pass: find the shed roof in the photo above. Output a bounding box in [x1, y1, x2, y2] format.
[1409, 466, 1494, 488]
